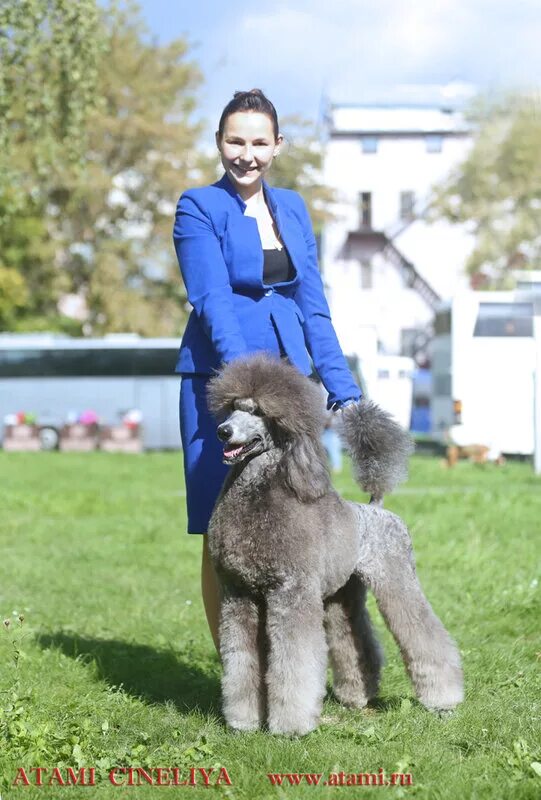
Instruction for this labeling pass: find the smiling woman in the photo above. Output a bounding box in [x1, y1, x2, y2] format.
[173, 88, 361, 650]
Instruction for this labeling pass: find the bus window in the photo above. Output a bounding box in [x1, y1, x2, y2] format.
[0, 349, 43, 377]
[0, 348, 178, 378]
[132, 349, 178, 376]
[473, 303, 533, 337]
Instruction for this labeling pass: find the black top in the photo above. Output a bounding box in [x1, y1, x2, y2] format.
[263, 247, 296, 285]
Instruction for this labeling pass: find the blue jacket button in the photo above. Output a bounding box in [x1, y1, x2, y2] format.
[265, 289, 273, 297]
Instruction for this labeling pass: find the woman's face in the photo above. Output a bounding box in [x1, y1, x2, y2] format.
[216, 111, 282, 194]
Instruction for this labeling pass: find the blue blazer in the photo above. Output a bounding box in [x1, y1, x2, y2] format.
[173, 173, 361, 408]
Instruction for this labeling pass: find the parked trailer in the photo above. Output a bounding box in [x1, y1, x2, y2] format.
[431, 292, 538, 456]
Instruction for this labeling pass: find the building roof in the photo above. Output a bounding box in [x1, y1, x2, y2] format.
[329, 104, 470, 136]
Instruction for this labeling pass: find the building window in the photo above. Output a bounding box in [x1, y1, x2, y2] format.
[434, 309, 451, 335]
[359, 192, 372, 228]
[361, 136, 378, 154]
[425, 134, 443, 153]
[399, 191, 415, 221]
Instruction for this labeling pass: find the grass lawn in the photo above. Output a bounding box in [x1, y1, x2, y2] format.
[0, 452, 540, 799]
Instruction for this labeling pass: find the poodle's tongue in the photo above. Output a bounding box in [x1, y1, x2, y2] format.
[224, 444, 244, 458]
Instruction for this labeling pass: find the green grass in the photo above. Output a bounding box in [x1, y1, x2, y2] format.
[0, 452, 540, 799]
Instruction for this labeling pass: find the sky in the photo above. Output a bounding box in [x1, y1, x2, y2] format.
[133, 0, 541, 135]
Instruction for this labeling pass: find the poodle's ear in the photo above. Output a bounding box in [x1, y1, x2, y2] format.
[278, 433, 331, 502]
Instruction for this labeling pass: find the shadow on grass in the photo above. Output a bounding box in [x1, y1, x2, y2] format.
[36, 632, 221, 714]
[368, 695, 413, 712]
[326, 691, 410, 714]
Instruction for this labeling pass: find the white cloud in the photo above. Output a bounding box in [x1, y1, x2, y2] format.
[225, 0, 541, 99]
[167, 0, 541, 138]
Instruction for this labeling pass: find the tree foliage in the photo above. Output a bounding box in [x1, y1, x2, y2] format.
[0, 0, 104, 208]
[1, 0, 209, 334]
[50, 0, 210, 335]
[0, 0, 105, 329]
[432, 92, 541, 288]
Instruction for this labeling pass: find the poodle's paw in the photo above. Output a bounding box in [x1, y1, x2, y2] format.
[223, 701, 264, 732]
[268, 706, 320, 737]
[226, 717, 261, 732]
[333, 686, 370, 710]
[268, 716, 319, 737]
[333, 674, 379, 709]
[419, 688, 463, 713]
[413, 663, 464, 712]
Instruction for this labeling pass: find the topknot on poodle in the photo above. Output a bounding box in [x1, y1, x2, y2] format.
[207, 352, 326, 439]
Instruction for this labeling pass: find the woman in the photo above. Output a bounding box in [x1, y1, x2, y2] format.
[173, 89, 361, 650]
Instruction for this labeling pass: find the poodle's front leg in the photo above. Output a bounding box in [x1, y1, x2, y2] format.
[358, 515, 463, 712]
[219, 587, 265, 731]
[265, 583, 327, 736]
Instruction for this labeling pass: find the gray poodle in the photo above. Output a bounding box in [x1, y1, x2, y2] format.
[206, 353, 463, 736]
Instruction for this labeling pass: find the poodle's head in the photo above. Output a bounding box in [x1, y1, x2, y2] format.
[207, 353, 331, 500]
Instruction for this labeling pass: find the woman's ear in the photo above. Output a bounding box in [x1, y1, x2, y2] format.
[215, 131, 221, 151]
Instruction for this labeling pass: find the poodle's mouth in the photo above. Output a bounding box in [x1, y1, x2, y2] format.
[222, 436, 262, 463]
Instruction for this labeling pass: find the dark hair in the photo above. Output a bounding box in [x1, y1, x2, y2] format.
[217, 89, 280, 140]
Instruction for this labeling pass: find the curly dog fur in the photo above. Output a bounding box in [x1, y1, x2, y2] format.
[206, 353, 463, 735]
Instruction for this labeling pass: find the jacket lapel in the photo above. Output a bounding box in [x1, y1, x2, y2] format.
[216, 173, 303, 285]
[264, 183, 304, 282]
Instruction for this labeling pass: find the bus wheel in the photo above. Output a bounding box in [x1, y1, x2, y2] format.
[39, 427, 60, 451]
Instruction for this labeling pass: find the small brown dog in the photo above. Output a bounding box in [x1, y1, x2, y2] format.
[443, 424, 506, 468]
[445, 443, 505, 467]
[444, 444, 505, 467]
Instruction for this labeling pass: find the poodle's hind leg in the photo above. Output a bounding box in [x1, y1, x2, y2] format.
[325, 575, 383, 708]
[265, 582, 327, 736]
[219, 587, 266, 731]
[357, 510, 463, 712]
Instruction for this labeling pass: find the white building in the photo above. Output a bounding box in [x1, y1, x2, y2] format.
[321, 103, 475, 386]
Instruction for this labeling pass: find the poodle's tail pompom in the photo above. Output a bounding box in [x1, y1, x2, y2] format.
[338, 399, 414, 503]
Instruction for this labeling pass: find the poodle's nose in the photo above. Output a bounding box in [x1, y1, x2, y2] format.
[217, 423, 233, 442]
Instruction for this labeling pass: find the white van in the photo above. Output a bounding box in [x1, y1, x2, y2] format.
[431, 292, 539, 455]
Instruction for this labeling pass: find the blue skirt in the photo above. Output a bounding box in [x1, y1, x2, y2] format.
[179, 319, 286, 534]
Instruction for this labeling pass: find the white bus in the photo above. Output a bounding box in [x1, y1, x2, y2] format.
[431, 291, 539, 456]
[0, 334, 182, 450]
[1, 333, 412, 451]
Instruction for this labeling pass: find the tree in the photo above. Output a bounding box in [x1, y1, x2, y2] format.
[0, 0, 105, 330]
[0, 0, 104, 210]
[49, 0, 210, 335]
[431, 92, 541, 288]
[1, 0, 210, 334]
